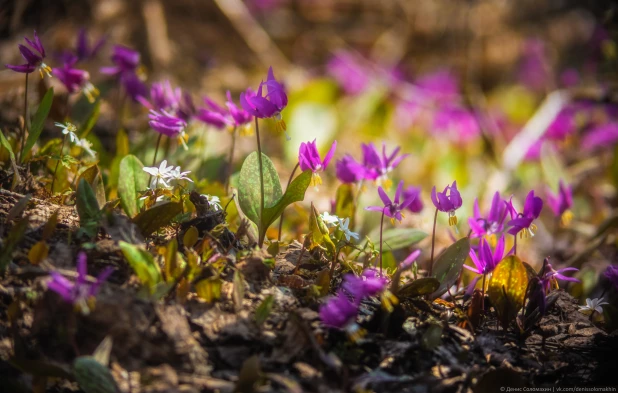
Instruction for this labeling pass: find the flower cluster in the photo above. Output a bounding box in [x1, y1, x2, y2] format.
[336, 142, 409, 190]
[143, 160, 193, 189]
[197, 91, 253, 135]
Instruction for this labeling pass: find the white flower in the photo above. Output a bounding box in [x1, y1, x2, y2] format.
[201, 194, 222, 210]
[75, 138, 96, 157]
[320, 212, 340, 227]
[55, 122, 78, 143]
[168, 166, 193, 183]
[578, 298, 609, 315]
[143, 160, 175, 189]
[337, 217, 359, 242]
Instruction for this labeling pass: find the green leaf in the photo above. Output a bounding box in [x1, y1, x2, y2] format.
[238, 152, 282, 226]
[430, 237, 470, 298]
[77, 165, 106, 207]
[73, 356, 118, 393]
[117, 155, 149, 217]
[255, 294, 275, 326]
[133, 202, 183, 236]
[261, 170, 312, 231]
[370, 227, 427, 251]
[0, 129, 21, 190]
[78, 100, 100, 138]
[398, 277, 440, 298]
[76, 179, 101, 238]
[22, 87, 53, 162]
[0, 219, 28, 272]
[488, 255, 528, 328]
[119, 241, 162, 290]
[309, 203, 336, 256]
[335, 183, 356, 227]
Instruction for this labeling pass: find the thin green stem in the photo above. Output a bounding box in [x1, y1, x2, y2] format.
[277, 162, 300, 242]
[429, 208, 438, 277]
[255, 117, 266, 247]
[225, 127, 237, 194]
[18, 73, 29, 162]
[149, 134, 163, 186]
[51, 134, 67, 194]
[378, 211, 385, 277]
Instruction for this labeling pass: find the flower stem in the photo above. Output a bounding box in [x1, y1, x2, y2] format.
[513, 234, 518, 256]
[18, 73, 29, 163]
[51, 134, 67, 194]
[278, 162, 300, 242]
[481, 273, 486, 311]
[255, 117, 266, 247]
[378, 211, 385, 277]
[225, 127, 237, 195]
[149, 133, 163, 186]
[429, 208, 438, 277]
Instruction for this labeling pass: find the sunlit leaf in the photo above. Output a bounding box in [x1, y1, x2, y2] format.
[164, 238, 179, 283]
[195, 277, 222, 303]
[238, 152, 282, 227]
[28, 241, 49, 265]
[118, 155, 149, 218]
[183, 226, 199, 249]
[308, 203, 336, 256]
[369, 227, 427, 251]
[0, 129, 21, 189]
[398, 277, 440, 298]
[430, 237, 470, 298]
[335, 183, 356, 227]
[0, 219, 28, 272]
[119, 241, 162, 291]
[133, 202, 183, 236]
[42, 210, 59, 241]
[261, 170, 311, 233]
[22, 87, 53, 162]
[77, 165, 106, 207]
[92, 336, 113, 366]
[488, 255, 528, 328]
[255, 294, 275, 326]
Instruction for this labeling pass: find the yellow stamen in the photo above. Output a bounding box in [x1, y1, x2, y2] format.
[345, 323, 366, 343]
[519, 223, 537, 239]
[448, 212, 458, 226]
[240, 123, 254, 137]
[178, 132, 189, 150]
[39, 63, 53, 79]
[83, 83, 100, 103]
[485, 233, 498, 248]
[66, 123, 77, 133]
[381, 290, 399, 313]
[136, 65, 148, 81]
[378, 177, 393, 191]
[560, 210, 573, 227]
[310, 172, 322, 187]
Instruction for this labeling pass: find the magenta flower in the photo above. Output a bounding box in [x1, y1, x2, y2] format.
[361, 142, 408, 187]
[100, 45, 141, 76]
[54, 58, 99, 103]
[433, 105, 480, 142]
[604, 265, 618, 291]
[196, 97, 230, 129]
[319, 293, 359, 329]
[582, 122, 618, 151]
[6, 30, 52, 78]
[415, 69, 459, 100]
[541, 261, 579, 292]
[506, 191, 543, 238]
[138, 80, 181, 113]
[47, 252, 113, 314]
[298, 139, 337, 187]
[149, 110, 187, 143]
[240, 67, 288, 133]
[547, 180, 573, 226]
[464, 235, 505, 275]
[226, 91, 253, 128]
[517, 38, 550, 91]
[366, 181, 416, 223]
[342, 268, 388, 299]
[402, 186, 423, 213]
[75, 28, 105, 62]
[431, 181, 463, 226]
[468, 192, 509, 238]
[326, 51, 371, 95]
[336, 155, 366, 184]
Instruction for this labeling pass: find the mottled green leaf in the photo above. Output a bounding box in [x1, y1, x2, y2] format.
[255, 294, 275, 326]
[488, 255, 528, 328]
[73, 356, 118, 393]
[371, 227, 427, 251]
[119, 241, 162, 290]
[238, 152, 282, 226]
[309, 203, 336, 256]
[261, 169, 312, 231]
[430, 237, 470, 298]
[76, 179, 101, 238]
[22, 87, 53, 162]
[133, 202, 182, 236]
[117, 155, 148, 217]
[398, 277, 440, 298]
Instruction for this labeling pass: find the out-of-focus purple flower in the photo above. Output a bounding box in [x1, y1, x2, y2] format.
[6, 30, 52, 78]
[336, 155, 366, 183]
[400, 249, 421, 271]
[226, 91, 253, 129]
[47, 252, 112, 314]
[240, 67, 288, 133]
[518, 38, 550, 91]
[319, 293, 359, 328]
[149, 110, 187, 138]
[196, 97, 230, 129]
[527, 276, 547, 315]
[298, 139, 337, 187]
[582, 122, 618, 151]
[75, 28, 105, 62]
[604, 265, 618, 291]
[469, 192, 509, 238]
[119, 72, 147, 101]
[547, 179, 573, 226]
[560, 69, 580, 87]
[415, 69, 459, 100]
[100, 45, 141, 76]
[138, 80, 181, 113]
[327, 51, 371, 95]
[542, 260, 580, 292]
[343, 268, 388, 299]
[431, 181, 463, 226]
[402, 186, 423, 213]
[366, 181, 415, 223]
[54, 60, 99, 103]
[433, 105, 480, 142]
[361, 142, 408, 187]
[545, 105, 578, 140]
[506, 191, 543, 238]
[464, 235, 505, 275]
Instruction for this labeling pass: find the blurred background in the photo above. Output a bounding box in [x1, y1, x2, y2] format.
[1, 0, 618, 297]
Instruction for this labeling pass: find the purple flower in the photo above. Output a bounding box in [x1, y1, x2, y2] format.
[336, 155, 366, 183]
[54, 60, 99, 103]
[361, 142, 408, 187]
[342, 268, 388, 299]
[47, 252, 112, 314]
[100, 45, 141, 76]
[433, 105, 480, 142]
[119, 72, 148, 101]
[468, 192, 509, 238]
[402, 186, 423, 213]
[431, 181, 463, 226]
[506, 190, 543, 238]
[582, 122, 618, 151]
[75, 28, 105, 62]
[604, 265, 618, 291]
[366, 181, 416, 223]
[299, 139, 337, 187]
[542, 261, 579, 292]
[547, 180, 573, 226]
[415, 69, 459, 100]
[196, 97, 230, 129]
[319, 293, 359, 329]
[517, 38, 550, 91]
[527, 276, 548, 315]
[326, 51, 371, 95]
[149, 110, 187, 138]
[5, 30, 52, 78]
[240, 67, 288, 133]
[138, 80, 182, 113]
[226, 91, 253, 129]
[464, 235, 505, 275]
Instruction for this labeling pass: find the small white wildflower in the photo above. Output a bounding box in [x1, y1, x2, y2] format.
[201, 194, 222, 211]
[168, 166, 193, 183]
[337, 217, 359, 242]
[579, 298, 609, 315]
[320, 211, 340, 227]
[55, 122, 78, 143]
[143, 160, 175, 189]
[75, 138, 96, 157]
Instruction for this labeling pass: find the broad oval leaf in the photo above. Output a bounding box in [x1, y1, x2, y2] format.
[371, 227, 427, 251]
[119, 241, 162, 290]
[398, 277, 440, 298]
[430, 237, 470, 298]
[76, 179, 101, 238]
[73, 356, 118, 393]
[133, 202, 182, 236]
[238, 152, 282, 226]
[77, 165, 106, 207]
[118, 155, 149, 217]
[22, 87, 54, 162]
[261, 169, 312, 231]
[488, 255, 528, 328]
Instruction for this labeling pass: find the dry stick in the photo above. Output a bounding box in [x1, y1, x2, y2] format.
[255, 117, 266, 247]
[18, 73, 29, 163]
[277, 162, 300, 242]
[224, 127, 237, 195]
[50, 135, 67, 194]
[429, 208, 438, 277]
